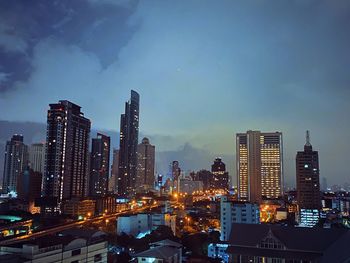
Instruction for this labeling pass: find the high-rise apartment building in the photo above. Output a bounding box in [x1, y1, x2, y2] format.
[211, 158, 229, 190]
[118, 90, 140, 196]
[296, 131, 321, 227]
[136, 137, 155, 192]
[28, 143, 45, 174]
[237, 131, 283, 203]
[43, 100, 91, 209]
[89, 133, 110, 196]
[2, 135, 28, 193]
[110, 149, 119, 194]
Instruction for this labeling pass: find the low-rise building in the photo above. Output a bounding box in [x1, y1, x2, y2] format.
[116, 213, 177, 237]
[134, 239, 182, 263]
[226, 223, 350, 263]
[62, 198, 96, 218]
[0, 228, 108, 263]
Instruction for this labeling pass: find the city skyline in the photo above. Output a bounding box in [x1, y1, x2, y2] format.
[0, 1, 350, 186]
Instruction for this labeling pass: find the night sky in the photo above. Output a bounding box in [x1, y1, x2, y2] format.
[0, 0, 349, 186]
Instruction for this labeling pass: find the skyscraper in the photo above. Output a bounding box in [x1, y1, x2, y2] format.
[210, 158, 229, 190]
[296, 131, 321, 227]
[28, 143, 45, 174]
[237, 131, 283, 203]
[171, 161, 181, 192]
[2, 135, 28, 193]
[110, 149, 119, 194]
[136, 137, 155, 192]
[118, 90, 140, 196]
[89, 133, 110, 196]
[43, 100, 91, 209]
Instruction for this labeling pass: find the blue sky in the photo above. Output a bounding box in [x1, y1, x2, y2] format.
[0, 0, 349, 186]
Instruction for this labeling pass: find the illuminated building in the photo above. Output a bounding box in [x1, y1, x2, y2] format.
[0, 228, 108, 262]
[236, 131, 283, 203]
[110, 149, 119, 194]
[208, 243, 229, 263]
[157, 174, 163, 188]
[118, 90, 140, 196]
[171, 161, 181, 192]
[296, 131, 321, 227]
[89, 133, 110, 196]
[134, 239, 182, 263]
[2, 135, 28, 194]
[210, 157, 229, 190]
[28, 143, 45, 174]
[220, 196, 259, 241]
[62, 198, 96, 217]
[116, 213, 176, 237]
[43, 100, 91, 211]
[136, 137, 155, 192]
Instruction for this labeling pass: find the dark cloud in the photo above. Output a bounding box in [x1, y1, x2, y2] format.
[0, 0, 139, 92]
[0, 1, 349, 185]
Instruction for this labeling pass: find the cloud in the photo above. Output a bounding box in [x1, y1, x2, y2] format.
[0, 1, 350, 185]
[0, 24, 28, 53]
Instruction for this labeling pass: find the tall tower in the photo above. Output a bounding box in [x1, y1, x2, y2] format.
[2, 135, 28, 193]
[118, 90, 140, 196]
[296, 131, 320, 210]
[210, 158, 229, 190]
[136, 137, 155, 192]
[110, 149, 119, 194]
[90, 133, 110, 196]
[28, 143, 45, 174]
[237, 131, 283, 203]
[43, 100, 91, 209]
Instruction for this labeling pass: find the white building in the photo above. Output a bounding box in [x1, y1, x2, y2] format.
[208, 243, 229, 263]
[117, 213, 150, 237]
[0, 228, 107, 263]
[220, 196, 260, 241]
[134, 239, 182, 263]
[117, 213, 176, 237]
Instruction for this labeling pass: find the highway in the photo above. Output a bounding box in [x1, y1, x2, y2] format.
[0, 204, 157, 246]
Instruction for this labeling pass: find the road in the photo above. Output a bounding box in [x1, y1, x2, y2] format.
[0, 205, 157, 246]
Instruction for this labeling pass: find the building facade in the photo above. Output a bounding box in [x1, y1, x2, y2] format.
[43, 100, 91, 211]
[118, 90, 140, 196]
[0, 228, 108, 263]
[296, 131, 320, 209]
[90, 133, 110, 197]
[136, 137, 155, 192]
[28, 143, 45, 174]
[220, 196, 260, 241]
[211, 158, 229, 190]
[226, 223, 350, 263]
[237, 131, 283, 203]
[2, 135, 28, 194]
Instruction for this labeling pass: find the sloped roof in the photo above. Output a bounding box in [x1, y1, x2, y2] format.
[150, 239, 182, 248]
[228, 223, 348, 252]
[134, 245, 179, 259]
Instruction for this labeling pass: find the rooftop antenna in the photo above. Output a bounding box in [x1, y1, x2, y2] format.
[305, 130, 311, 146]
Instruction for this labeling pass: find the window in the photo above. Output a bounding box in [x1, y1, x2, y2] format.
[94, 254, 102, 262]
[72, 249, 81, 256]
[71, 261, 79, 263]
